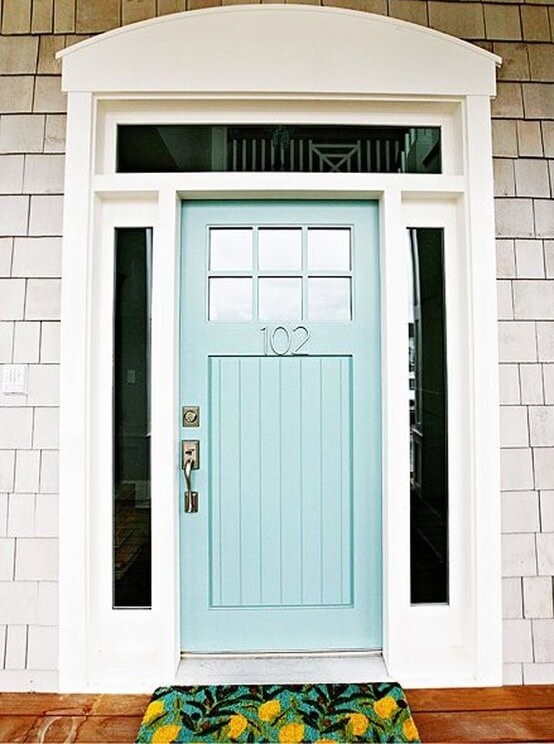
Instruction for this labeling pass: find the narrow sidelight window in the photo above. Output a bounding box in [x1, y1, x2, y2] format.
[113, 228, 152, 609]
[408, 228, 448, 604]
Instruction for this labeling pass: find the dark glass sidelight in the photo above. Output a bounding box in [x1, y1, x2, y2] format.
[113, 228, 152, 609]
[117, 125, 441, 174]
[409, 228, 448, 604]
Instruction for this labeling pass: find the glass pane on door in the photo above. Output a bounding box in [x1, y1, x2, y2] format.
[307, 229, 351, 271]
[259, 277, 302, 320]
[209, 278, 253, 321]
[258, 229, 302, 270]
[308, 278, 352, 321]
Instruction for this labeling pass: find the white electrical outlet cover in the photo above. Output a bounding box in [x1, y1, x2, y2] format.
[2, 364, 27, 395]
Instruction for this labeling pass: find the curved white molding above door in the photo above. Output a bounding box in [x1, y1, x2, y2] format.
[58, 4, 499, 97]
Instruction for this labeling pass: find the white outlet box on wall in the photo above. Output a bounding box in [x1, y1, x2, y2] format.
[2, 364, 27, 395]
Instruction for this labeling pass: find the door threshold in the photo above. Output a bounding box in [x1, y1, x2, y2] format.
[176, 652, 391, 685]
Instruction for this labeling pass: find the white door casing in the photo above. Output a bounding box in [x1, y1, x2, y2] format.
[57, 5, 502, 691]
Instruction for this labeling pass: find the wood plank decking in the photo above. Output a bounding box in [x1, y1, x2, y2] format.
[0, 686, 553, 742]
[408, 686, 554, 742]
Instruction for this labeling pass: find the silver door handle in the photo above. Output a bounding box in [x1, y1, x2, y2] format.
[184, 456, 193, 491]
[183, 458, 198, 514]
[182, 440, 199, 513]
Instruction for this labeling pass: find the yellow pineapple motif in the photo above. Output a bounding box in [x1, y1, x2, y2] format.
[258, 699, 281, 722]
[228, 713, 248, 739]
[278, 722, 305, 743]
[347, 712, 369, 736]
[151, 724, 181, 743]
[373, 695, 398, 719]
[143, 699, 165, 726]
[402, 717, 419, 741]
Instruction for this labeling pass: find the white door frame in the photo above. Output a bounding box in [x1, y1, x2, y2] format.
[57, 6, 502, 691]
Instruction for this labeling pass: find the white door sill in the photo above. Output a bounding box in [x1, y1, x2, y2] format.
[176, 652, 391, 685]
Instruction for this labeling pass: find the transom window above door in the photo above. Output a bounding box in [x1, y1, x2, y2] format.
[117, 125, 441, 174]
[207, 225, 353, 322]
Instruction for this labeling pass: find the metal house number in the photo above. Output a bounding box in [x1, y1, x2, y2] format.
[260, 325, 310, 356]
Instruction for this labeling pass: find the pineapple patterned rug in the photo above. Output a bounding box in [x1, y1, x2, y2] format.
[136, 682, 420, 743]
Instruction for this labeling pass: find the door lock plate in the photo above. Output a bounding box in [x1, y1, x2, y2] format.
[182, 440, 199, 470]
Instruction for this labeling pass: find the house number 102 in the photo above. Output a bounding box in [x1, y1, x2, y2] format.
[260, 325, 310, 356]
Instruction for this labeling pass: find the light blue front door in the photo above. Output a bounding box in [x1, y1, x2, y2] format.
[180, 201, 381, 652]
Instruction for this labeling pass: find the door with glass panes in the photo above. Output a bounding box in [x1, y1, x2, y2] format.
[179, 200, 381, 652]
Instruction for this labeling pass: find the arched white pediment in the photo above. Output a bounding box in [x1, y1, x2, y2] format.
[58, 4, 499, 97]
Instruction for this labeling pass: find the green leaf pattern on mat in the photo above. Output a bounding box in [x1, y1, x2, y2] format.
[136, 683, 420, 743]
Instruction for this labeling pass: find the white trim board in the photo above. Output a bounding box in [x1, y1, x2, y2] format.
[57, 7, 501, 692]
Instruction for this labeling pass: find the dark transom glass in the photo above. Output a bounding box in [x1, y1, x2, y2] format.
[117, 125, 441, 174]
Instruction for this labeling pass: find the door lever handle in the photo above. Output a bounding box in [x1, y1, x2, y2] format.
[183, 457, 198, 513]
[182, 440, 199, 513]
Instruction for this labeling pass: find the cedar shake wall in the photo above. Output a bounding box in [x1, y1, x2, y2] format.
[0, 0, 553, 689]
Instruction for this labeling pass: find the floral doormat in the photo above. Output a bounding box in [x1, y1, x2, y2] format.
[135, 683, 421, 743]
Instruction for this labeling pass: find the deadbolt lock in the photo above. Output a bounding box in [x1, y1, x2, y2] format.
[183, 405, 200, 428]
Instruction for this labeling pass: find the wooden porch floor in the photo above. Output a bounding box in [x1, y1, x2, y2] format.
[0, 686, 553, 742]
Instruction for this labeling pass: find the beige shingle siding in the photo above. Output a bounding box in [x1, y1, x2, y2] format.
[0, 0, 553, 688]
